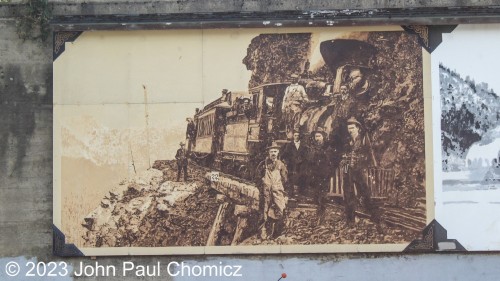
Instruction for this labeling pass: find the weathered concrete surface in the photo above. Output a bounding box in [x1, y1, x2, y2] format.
[2, 0, 500, 18]
[0, 19, 53, 259]
[2, 1, 500, 280]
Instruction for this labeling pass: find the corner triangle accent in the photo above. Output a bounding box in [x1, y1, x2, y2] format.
[404, 219, 466, 252]
[402, 25, 457, 53]
[53, 225, 84, 257]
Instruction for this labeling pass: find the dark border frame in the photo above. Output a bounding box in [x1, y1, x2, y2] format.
[50, 7, 500, 31]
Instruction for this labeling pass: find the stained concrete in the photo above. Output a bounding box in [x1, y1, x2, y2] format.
[1, 1, 500, 280]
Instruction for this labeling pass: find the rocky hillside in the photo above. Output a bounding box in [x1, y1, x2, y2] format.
[242, 33, 311, 88]
[440, 64, 500, 171]
[82, 161, 217, 247]
[82, 160, 420, 247]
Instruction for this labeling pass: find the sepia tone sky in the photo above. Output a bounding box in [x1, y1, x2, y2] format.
[53, 26, 402, 170]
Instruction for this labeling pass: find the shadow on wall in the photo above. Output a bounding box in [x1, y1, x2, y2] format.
[0, 64, 37, 178]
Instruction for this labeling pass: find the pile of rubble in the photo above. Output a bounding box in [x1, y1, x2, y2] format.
[82, 160, 219, 247]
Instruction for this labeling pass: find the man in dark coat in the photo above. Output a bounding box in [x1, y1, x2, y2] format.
[280, 130, 308, 196]
[340, 117, 382, 228]
[175, 142, 189, 182]
[185, 118, 196, 152]
[309, 127, 335, 224]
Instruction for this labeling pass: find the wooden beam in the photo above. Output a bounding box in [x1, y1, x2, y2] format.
[206, 202, 229, 246]
[231, 217, 248, 246]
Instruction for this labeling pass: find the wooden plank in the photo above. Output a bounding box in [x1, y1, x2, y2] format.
[206, 202, 229, 246]
[231, 217, 248, 246]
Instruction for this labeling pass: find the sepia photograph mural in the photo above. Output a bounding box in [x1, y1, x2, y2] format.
[433, 24, 500, 250]
[53, 26, 432, 255]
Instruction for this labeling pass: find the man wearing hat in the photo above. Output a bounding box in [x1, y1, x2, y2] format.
[282, 74, 309, 138]
[185, 117, 196, 152]
[255, 141, 288, 240]
[175, 142, 189, 182]
[309, 127, 336, 224]
[340, 117, 381, 228]
[237, 96, 254, 118]
[282, 74, 309, 113]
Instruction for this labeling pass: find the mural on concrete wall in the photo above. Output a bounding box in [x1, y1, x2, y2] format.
[53, 26, 432, 255]
[434, 24, 500, 250]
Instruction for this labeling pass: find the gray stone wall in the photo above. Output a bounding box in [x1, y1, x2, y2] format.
[1, 1, 500, 280]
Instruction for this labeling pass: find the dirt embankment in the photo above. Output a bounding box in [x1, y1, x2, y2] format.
[82, 160, 219, 247]
[82, 160, 420, 248]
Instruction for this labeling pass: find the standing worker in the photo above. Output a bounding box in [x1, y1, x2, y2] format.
[185, 117, 196, 152]
[309, 127, 334, 225]
[282, 74, 309, 139]
[255, 141, 288, 240]
[340, 117, 382, 229]
[175, 142, 189, 182]
[281, 130, 309, 196]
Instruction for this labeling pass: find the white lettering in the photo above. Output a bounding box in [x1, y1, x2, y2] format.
[122, 262, 134, 276]
[136, 265, 145, 277]
[167, 262, 180, 276]
[203, 265, 218, 276]
[181, 262, 191, 276]
[223, 265, 233, 277]
[73, 261, 84, 277]
[191, 265, 202, 277]
[74, 262, 116, 277]
[233, 265, 242, 277]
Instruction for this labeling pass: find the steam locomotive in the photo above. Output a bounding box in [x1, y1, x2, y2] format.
[189, 39, 397, 200]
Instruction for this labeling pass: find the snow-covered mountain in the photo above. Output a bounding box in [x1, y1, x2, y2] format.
[61, 116, 185, 170]
[440, 63, 500, 171]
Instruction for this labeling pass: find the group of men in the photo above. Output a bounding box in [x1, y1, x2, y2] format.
[255, 117, 382, 239]
[175, 68, 382, 239]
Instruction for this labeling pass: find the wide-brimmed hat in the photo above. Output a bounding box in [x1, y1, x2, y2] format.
[266, 141, 280, 150]
[290, 73, 299, 78]
[179, 142, 186, 146]
[311, 127, 328, 139]
[347, 117, 363, 127]
[186, 117, 193, 122]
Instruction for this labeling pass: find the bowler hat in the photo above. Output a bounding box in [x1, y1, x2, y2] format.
[311, 127, 328, 139]
[266, 141, 280, 150]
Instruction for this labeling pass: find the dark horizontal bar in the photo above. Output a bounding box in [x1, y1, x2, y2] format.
[48, 6, 500, 31]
